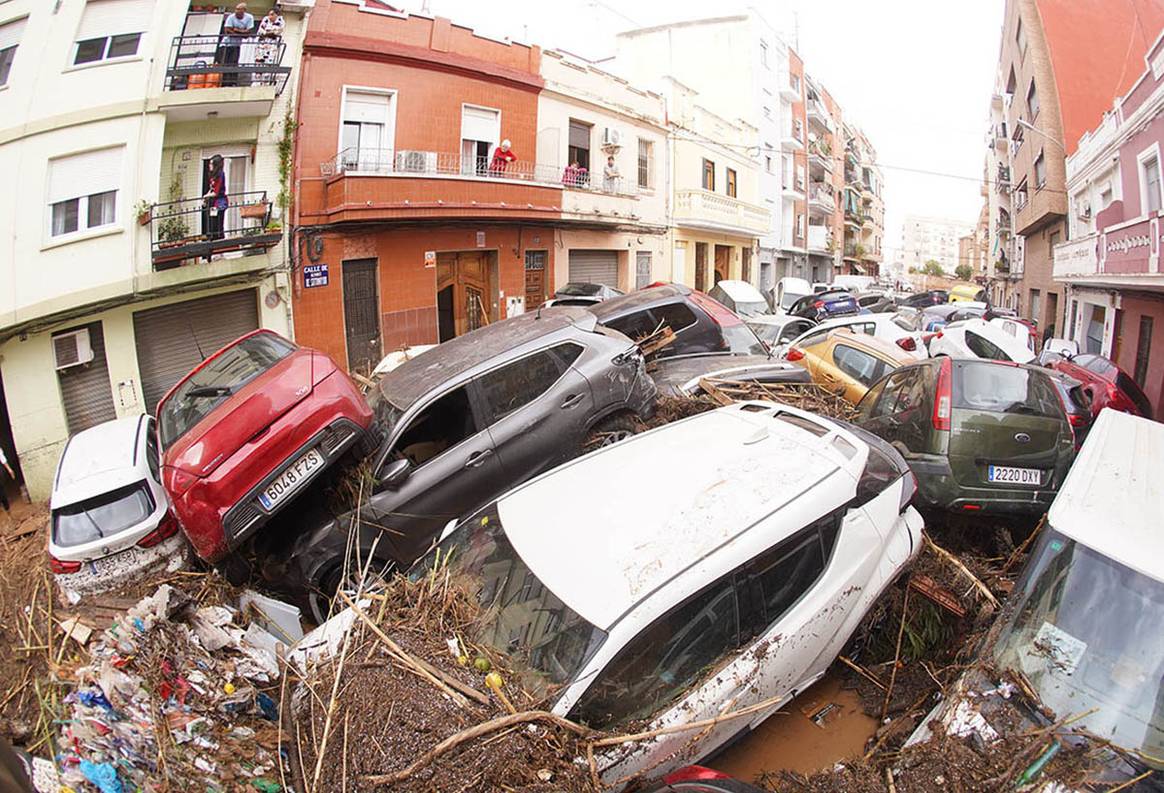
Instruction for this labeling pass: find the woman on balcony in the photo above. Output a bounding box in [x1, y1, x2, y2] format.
[203, 155, 228, 262]
[489, 139, 517, 177]
[256, 7, 285, 85]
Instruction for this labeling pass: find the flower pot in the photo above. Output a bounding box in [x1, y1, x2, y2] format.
[240, 202, 269, 219]
[137, 211, 151, 226]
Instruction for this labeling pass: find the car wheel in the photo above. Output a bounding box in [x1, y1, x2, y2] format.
[582, 413, 639, 452]
[309, 555, 397, 624]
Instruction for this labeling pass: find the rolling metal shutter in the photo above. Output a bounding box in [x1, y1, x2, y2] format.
[568, 250, 618, 288]
[133, 289, 260, 415]
[56, 322, 117, 436]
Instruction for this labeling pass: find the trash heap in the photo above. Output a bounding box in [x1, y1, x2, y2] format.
[55, 585, 287, 793]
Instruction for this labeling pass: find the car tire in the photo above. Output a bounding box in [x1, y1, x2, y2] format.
[309, 555, 397, 624]
[582, 412, 640, 453]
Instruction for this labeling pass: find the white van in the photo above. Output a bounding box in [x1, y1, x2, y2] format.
[833, 275, 875, 293]
[771, 276, 813, 314]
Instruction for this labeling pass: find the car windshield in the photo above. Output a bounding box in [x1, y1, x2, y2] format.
[414, 503, 608, 699]
[992, 530, 1164, 766]
[158, 333, 296, 448]
[722, 323, 769, 356]
[954, 364, 1063, 417]
[747, 321, 785, 345]
[557, 283, 603, 297]
[365, 386, 404, 441]
[53, 481, 154, 547]
[732, 300, 769, 318]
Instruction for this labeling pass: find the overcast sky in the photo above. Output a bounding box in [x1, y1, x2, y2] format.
[398, 0, 1004, 260]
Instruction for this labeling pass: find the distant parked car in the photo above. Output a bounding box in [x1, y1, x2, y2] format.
[746, 314, 817, 354]
[947, 301, 989, 323]
[50, 416, 186, 596]
[708, 279, 770, 317]
[905, 410, 1164, 788]
[288, 307, 656, 620]
[768, 276, 813, 314]
[409, 400, 923, 784]
[948, 284, 986, 303]
[1043, 352, 1153, 420]
[928, 318, 1035, 363]
[912, 303, 963, 332]
[787, 289, 861, 322]
[900, 289, 949, 308]
[158, 330, 375, 565]
[788, 329, 916, 405]
[588, 284, 809, 395]
[785, 312, 928, 360]
[856, 358, 1076, 515]
[988, 316, 1036, 351]
[542, 282, 624, 307]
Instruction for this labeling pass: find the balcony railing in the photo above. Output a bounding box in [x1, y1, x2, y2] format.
[165, 35, 292, 94]
[673, 189, 770, 234]
[807, 224, 831, 252]
[807, 144, 833, 171]
[808, 185, 834, 212]
[149, 191, 279, 269]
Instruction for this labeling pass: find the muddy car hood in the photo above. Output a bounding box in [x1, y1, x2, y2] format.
[649, 354, 812, 396]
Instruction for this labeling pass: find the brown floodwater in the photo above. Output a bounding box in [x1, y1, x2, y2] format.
[709, 672, 878, 782]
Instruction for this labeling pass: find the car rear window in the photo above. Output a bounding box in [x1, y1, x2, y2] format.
[964, 330, 1010, 361]
[159, 333, 296, 448]
[953, 364, 1063, 418]
[1115, 372, 1153, 418]
[720, 323, 768, 356]
[52, 481, 154, 547]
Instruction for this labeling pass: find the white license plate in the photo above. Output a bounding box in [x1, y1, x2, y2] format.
[258, 448, 324, 510]
[987, 465, 1041, 485]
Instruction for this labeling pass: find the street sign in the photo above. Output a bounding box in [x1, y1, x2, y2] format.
[303, 264, 329, 288]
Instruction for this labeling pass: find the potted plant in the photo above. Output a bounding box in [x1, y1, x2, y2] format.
[134, 200, 152, 226]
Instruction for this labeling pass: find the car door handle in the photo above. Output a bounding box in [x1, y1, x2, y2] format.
[464, 449, 493, 469]
[560, 393, 584, 409]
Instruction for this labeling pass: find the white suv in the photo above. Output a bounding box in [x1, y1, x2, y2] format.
[928, 318, 1036, 363]
[50, 415, 186, 597]
[415, 401, 924, 784]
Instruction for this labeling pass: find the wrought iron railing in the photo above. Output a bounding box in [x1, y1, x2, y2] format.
[149, 190, 279, 268]
[165, 35, 291, 94]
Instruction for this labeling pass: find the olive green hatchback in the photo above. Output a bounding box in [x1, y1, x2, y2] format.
[855, 357, 1076, 515]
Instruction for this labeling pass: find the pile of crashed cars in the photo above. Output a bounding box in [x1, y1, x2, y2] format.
[42, 275, 1163, 789]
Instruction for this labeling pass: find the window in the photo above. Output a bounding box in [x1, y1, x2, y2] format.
[1027, 79, 1039, 118]
[1030, 289, 1041, 325]
[635, 251, 652, 290]
[1016, 17, 1027, 58]
[52, 482, 155, 547]
[145, 421, 160, 481]
[47, 147, 123, 238]
[790, 73, 801, 94]
[342, 90, 394, 171]
[568, 119, 592, 173]
[726, 168, 737, 197]
[570, 578, 739, 729]
[964, 330, 1009, 361]
[954, 363, 1061, 416]
[765, 154, 773, 173]
[1005, 66, 1017, 99]
[833, 344, 890, 387]
[637, 138, 654, 189]
[795, 213, 805, 239]
[702, 158, 715, 191]
[0, 16, 26, 86]
[460, 104, 498, 174]
[393, 386, 479, 469]
[1015, 178, 1029, 211]
[1142, 154, 1161, 214]
[760, 40, 768, 67]
[73, 0, 150, 66]
[748, 525, 828, 632]
[1034, 152, 1046, 189]
[1135, 315, 1153, 388]
[651, 303, 699, 336]
[793, 118, 804, 141]
[478, 349, 568, 421]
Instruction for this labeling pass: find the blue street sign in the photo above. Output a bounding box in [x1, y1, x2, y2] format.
[303, 264, 328, 288]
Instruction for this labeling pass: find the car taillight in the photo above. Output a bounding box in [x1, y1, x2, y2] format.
[664, 766, 733, 784]
[786, 346, 806, 362]
[899, 470, 917, 513]
[932, 357, 952, 431]
[1068, 413, 1086, 427]
[137, 511, 180, 549]
[897, 337, 917, 351]
[50, 556, 81, 574]
[813, 300, 825, 310]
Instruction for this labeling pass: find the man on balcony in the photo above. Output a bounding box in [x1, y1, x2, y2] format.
[220, 3, 255, 87]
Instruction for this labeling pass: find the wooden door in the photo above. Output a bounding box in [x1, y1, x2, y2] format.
[436, 252, 490, 340]
[524, 250, 547, 310]
[342, 259, 382, 373]
[695, 243, 708, 292]
[714, 245, 730, 283]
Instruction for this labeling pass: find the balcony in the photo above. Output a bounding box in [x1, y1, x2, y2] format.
[782, 174, 806, 202]
[993, 122, 1008, 151]
[808, 184, 834, 215]
[157, 35, 291, 120]
[781, 125, 805, 152]
[807, 143, 832, 174]
[779, 78, 800, 103]
[807, 224, 831, 253]
[149, 191, 280, 269]
[673, 189, 770, 235]
[307, 149, 567, 225]
[807, 100, 833, 132]
[1052, 233, 1099, 280]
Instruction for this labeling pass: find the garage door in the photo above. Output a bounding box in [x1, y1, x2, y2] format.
[133, 289, 260, 414]
[568, 250, 619, 287]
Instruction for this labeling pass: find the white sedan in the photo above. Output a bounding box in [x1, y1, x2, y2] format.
[414, 402, 923, 785]
[929, 318, 1036, 363]
[785, 312, 929, 360]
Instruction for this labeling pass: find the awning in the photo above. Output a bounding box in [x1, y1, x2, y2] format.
[852, 264, 866, 275]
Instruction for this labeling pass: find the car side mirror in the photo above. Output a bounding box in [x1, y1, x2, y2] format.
[379, 458, 411, 489]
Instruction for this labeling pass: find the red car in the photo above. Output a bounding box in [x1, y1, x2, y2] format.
[157, 330, 374, 563]
[1045, 352, 1153, 420]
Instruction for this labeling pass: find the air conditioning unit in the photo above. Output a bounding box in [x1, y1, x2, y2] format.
[52, 329, 94, 371]
[396, 150, 437, 173]
[602, 127, 622, 147]
[1078, 201, 1092, 219]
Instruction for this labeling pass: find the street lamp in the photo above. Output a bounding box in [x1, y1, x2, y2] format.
[1016, 118, 1065, 152]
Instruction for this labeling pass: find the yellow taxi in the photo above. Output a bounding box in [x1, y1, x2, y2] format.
[786, 329, 916, 404]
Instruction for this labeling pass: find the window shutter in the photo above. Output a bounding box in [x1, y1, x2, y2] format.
[48, 147, 124, 204]
[343, 91, 390, 124]
[0, 16, 27, 50]
[461, 105, 499, 142]
[569, 121, 590, 149]
[77, 0, 154, 40]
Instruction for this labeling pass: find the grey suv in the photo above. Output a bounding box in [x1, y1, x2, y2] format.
[288, 307, 655, 618]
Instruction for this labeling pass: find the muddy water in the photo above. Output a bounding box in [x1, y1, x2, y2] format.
[710, 672, 878, 781]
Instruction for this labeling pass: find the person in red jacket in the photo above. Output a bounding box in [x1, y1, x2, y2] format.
[489, 139, 517, 176]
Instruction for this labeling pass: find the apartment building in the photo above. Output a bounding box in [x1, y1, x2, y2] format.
[985, 0, 1164, 331]
[900, 215, 973, 274]
[844, 124, 884, 278]
[536, 51, 670, 293]
[1054, 30, 1164, 414]
[804, 76, 843, 282]
[0, 0, 306, 497]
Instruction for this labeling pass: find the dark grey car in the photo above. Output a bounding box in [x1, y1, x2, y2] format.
[288, 307, 655, 618]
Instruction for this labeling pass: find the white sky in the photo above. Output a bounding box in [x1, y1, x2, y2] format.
[399, 0, 1004, 260]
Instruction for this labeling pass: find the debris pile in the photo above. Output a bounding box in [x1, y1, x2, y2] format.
[55, 584, 289, 793]
[696, 378, 860, 420]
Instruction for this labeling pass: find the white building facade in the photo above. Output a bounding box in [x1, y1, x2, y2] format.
[900, 215, 974, 274]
